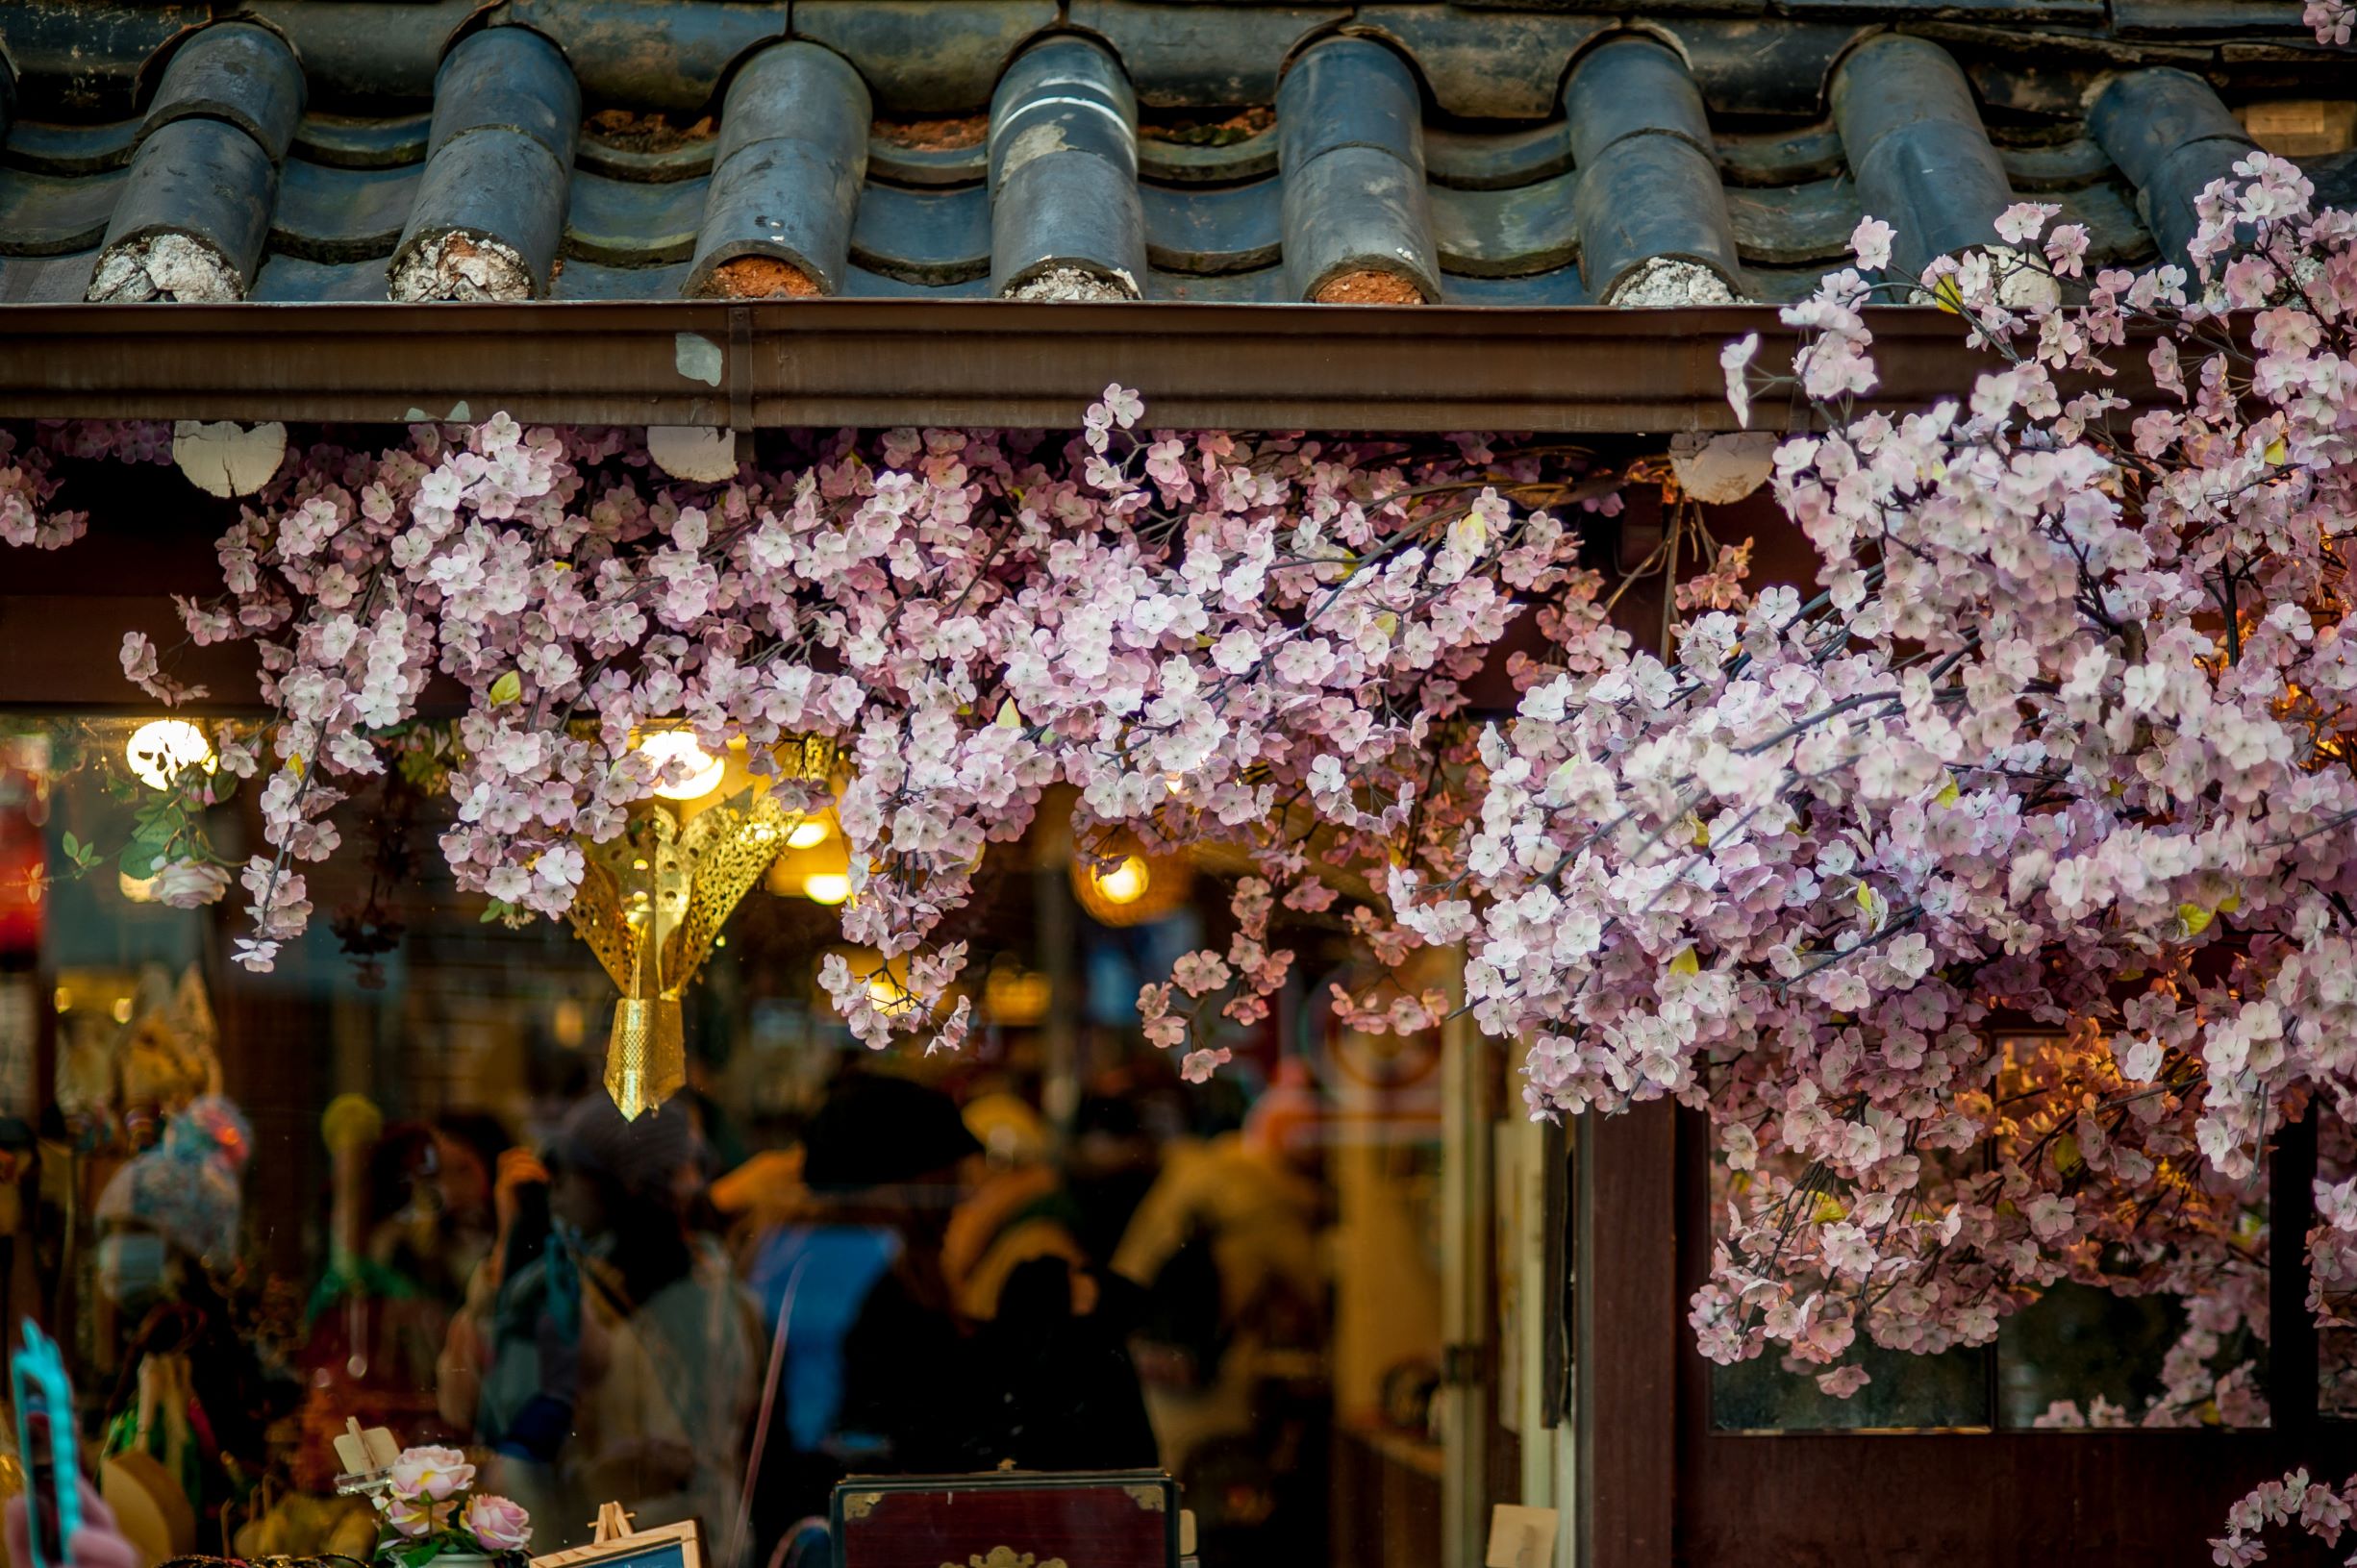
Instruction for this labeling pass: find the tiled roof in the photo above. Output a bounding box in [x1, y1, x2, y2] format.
[1, 1, 2352, 309]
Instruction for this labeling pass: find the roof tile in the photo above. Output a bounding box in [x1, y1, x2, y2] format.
[989, 36, 1147, 298]
[391, 26, 579, 300]
[141, 21, 307, 164]
[689, 41, 870, 296]
[0, 3, 2348, 312]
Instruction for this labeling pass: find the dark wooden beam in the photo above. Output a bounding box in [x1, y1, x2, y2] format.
[0, 300, 2153, 435]
[1577, 1098, 1677, 1568]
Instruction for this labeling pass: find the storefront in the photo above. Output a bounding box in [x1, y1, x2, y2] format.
[4, 4, 2357, 1568]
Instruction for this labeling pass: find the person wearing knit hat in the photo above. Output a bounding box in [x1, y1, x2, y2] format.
[795, 1072, 979, 1195]
[739, 1072, 985, 1555]
[544, 1093, 701, 1224]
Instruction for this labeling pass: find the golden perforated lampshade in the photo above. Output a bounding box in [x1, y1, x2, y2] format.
[566, 734, 837, 1118]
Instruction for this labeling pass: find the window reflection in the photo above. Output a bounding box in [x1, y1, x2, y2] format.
[0, 719, 1451, 1568]
[1706, 1037, 2286, 1435]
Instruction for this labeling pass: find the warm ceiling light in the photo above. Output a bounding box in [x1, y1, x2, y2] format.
[802, 872, 851, 906]
[1093, 855, 1148, 905]
[125, 719, 215, 791]
[786, 819, 830, 850]
[638, 729, 725, 801]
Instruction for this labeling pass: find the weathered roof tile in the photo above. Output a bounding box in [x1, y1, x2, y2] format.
[1834, 34, 2019, 281]
[271, 158, 420, 262]
[391, 26, 579, 300]
[1, 2, 2348, 311]
[1567, 37, 1743, 303]
[141, 21, 308, 164]
[1279, 36, 1439, 302]
[988, 35, 1147, 298]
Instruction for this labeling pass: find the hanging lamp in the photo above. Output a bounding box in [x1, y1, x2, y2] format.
[565, 732, 836, 1118]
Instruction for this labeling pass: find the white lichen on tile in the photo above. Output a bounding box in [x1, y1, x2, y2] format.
[1605, 257, 1740, 308]
[86, 234, 243, 303]
[1003, 263, 1137, 302]
[390, 231, 536, 302]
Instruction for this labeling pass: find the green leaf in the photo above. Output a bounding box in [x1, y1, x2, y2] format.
[60, 831, 81, 859]
[488, 670, 523, 707]
[481, 899, 514, 924]
[120, 817, 175, 880]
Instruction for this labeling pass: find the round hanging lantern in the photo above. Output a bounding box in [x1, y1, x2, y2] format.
[1070, 834, 1191, 927]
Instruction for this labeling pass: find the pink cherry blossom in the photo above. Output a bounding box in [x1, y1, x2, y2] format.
[1848, 216, 1894, 272]
[3, 112, 2355, 1558]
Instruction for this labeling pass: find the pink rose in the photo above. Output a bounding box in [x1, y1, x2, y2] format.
[383, 1499, 452, 1539]
[388, 1445, 475, 1502]
[463, 1495, 532, 1553]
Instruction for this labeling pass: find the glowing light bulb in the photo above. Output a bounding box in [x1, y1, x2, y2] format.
[802, 872, 851, 906]
[787, 819, 830, 850]
[639, 730, 725, 801]
[126, 719, 215, 791]
[866, 974, 918, 1017]
[1093, 855, 1149, 905]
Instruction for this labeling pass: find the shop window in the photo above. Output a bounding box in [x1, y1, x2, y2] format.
[0, 716, 1471, 1568]
[1706, 1033, 2283, 1435]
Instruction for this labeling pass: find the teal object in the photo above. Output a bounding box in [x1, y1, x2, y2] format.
[13, 1320, 85, 1568]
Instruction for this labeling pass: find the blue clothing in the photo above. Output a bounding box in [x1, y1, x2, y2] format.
[746, 1225, 901, 1453]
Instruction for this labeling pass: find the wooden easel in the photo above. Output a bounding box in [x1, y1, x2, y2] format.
[529, 1505, 705, 1568]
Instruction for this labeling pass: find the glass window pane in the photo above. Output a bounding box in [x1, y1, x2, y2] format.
[1705, 1139, 1992, 1431]
[1713, 1340, 1989, 1432]
[1, 716, 1450, 1568]
[1995, 1282, 2189, 1428]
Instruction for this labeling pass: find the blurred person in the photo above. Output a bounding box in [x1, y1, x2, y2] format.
[1063, 1088, 1163, 1268]
[433, 1142, 552, 1435]
[942, 1093, 1091, 1320]
[1111, 1062, 1328, 1478]
[470, 1095, 761, 1566]
[740, 1071, 983, 1549]
[946, 1093, 1158, 1473]
[92, 1096, 275, 1523]
[300, 1108, 508, 1464]
[391, 1112, 507, 1297]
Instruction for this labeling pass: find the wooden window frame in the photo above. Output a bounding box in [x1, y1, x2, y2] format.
[1576, 1102, 2357, 1567]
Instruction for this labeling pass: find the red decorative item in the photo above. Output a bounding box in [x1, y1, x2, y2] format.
[831, 1471, 1177, 1568]
[0, 758, 45, 960]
